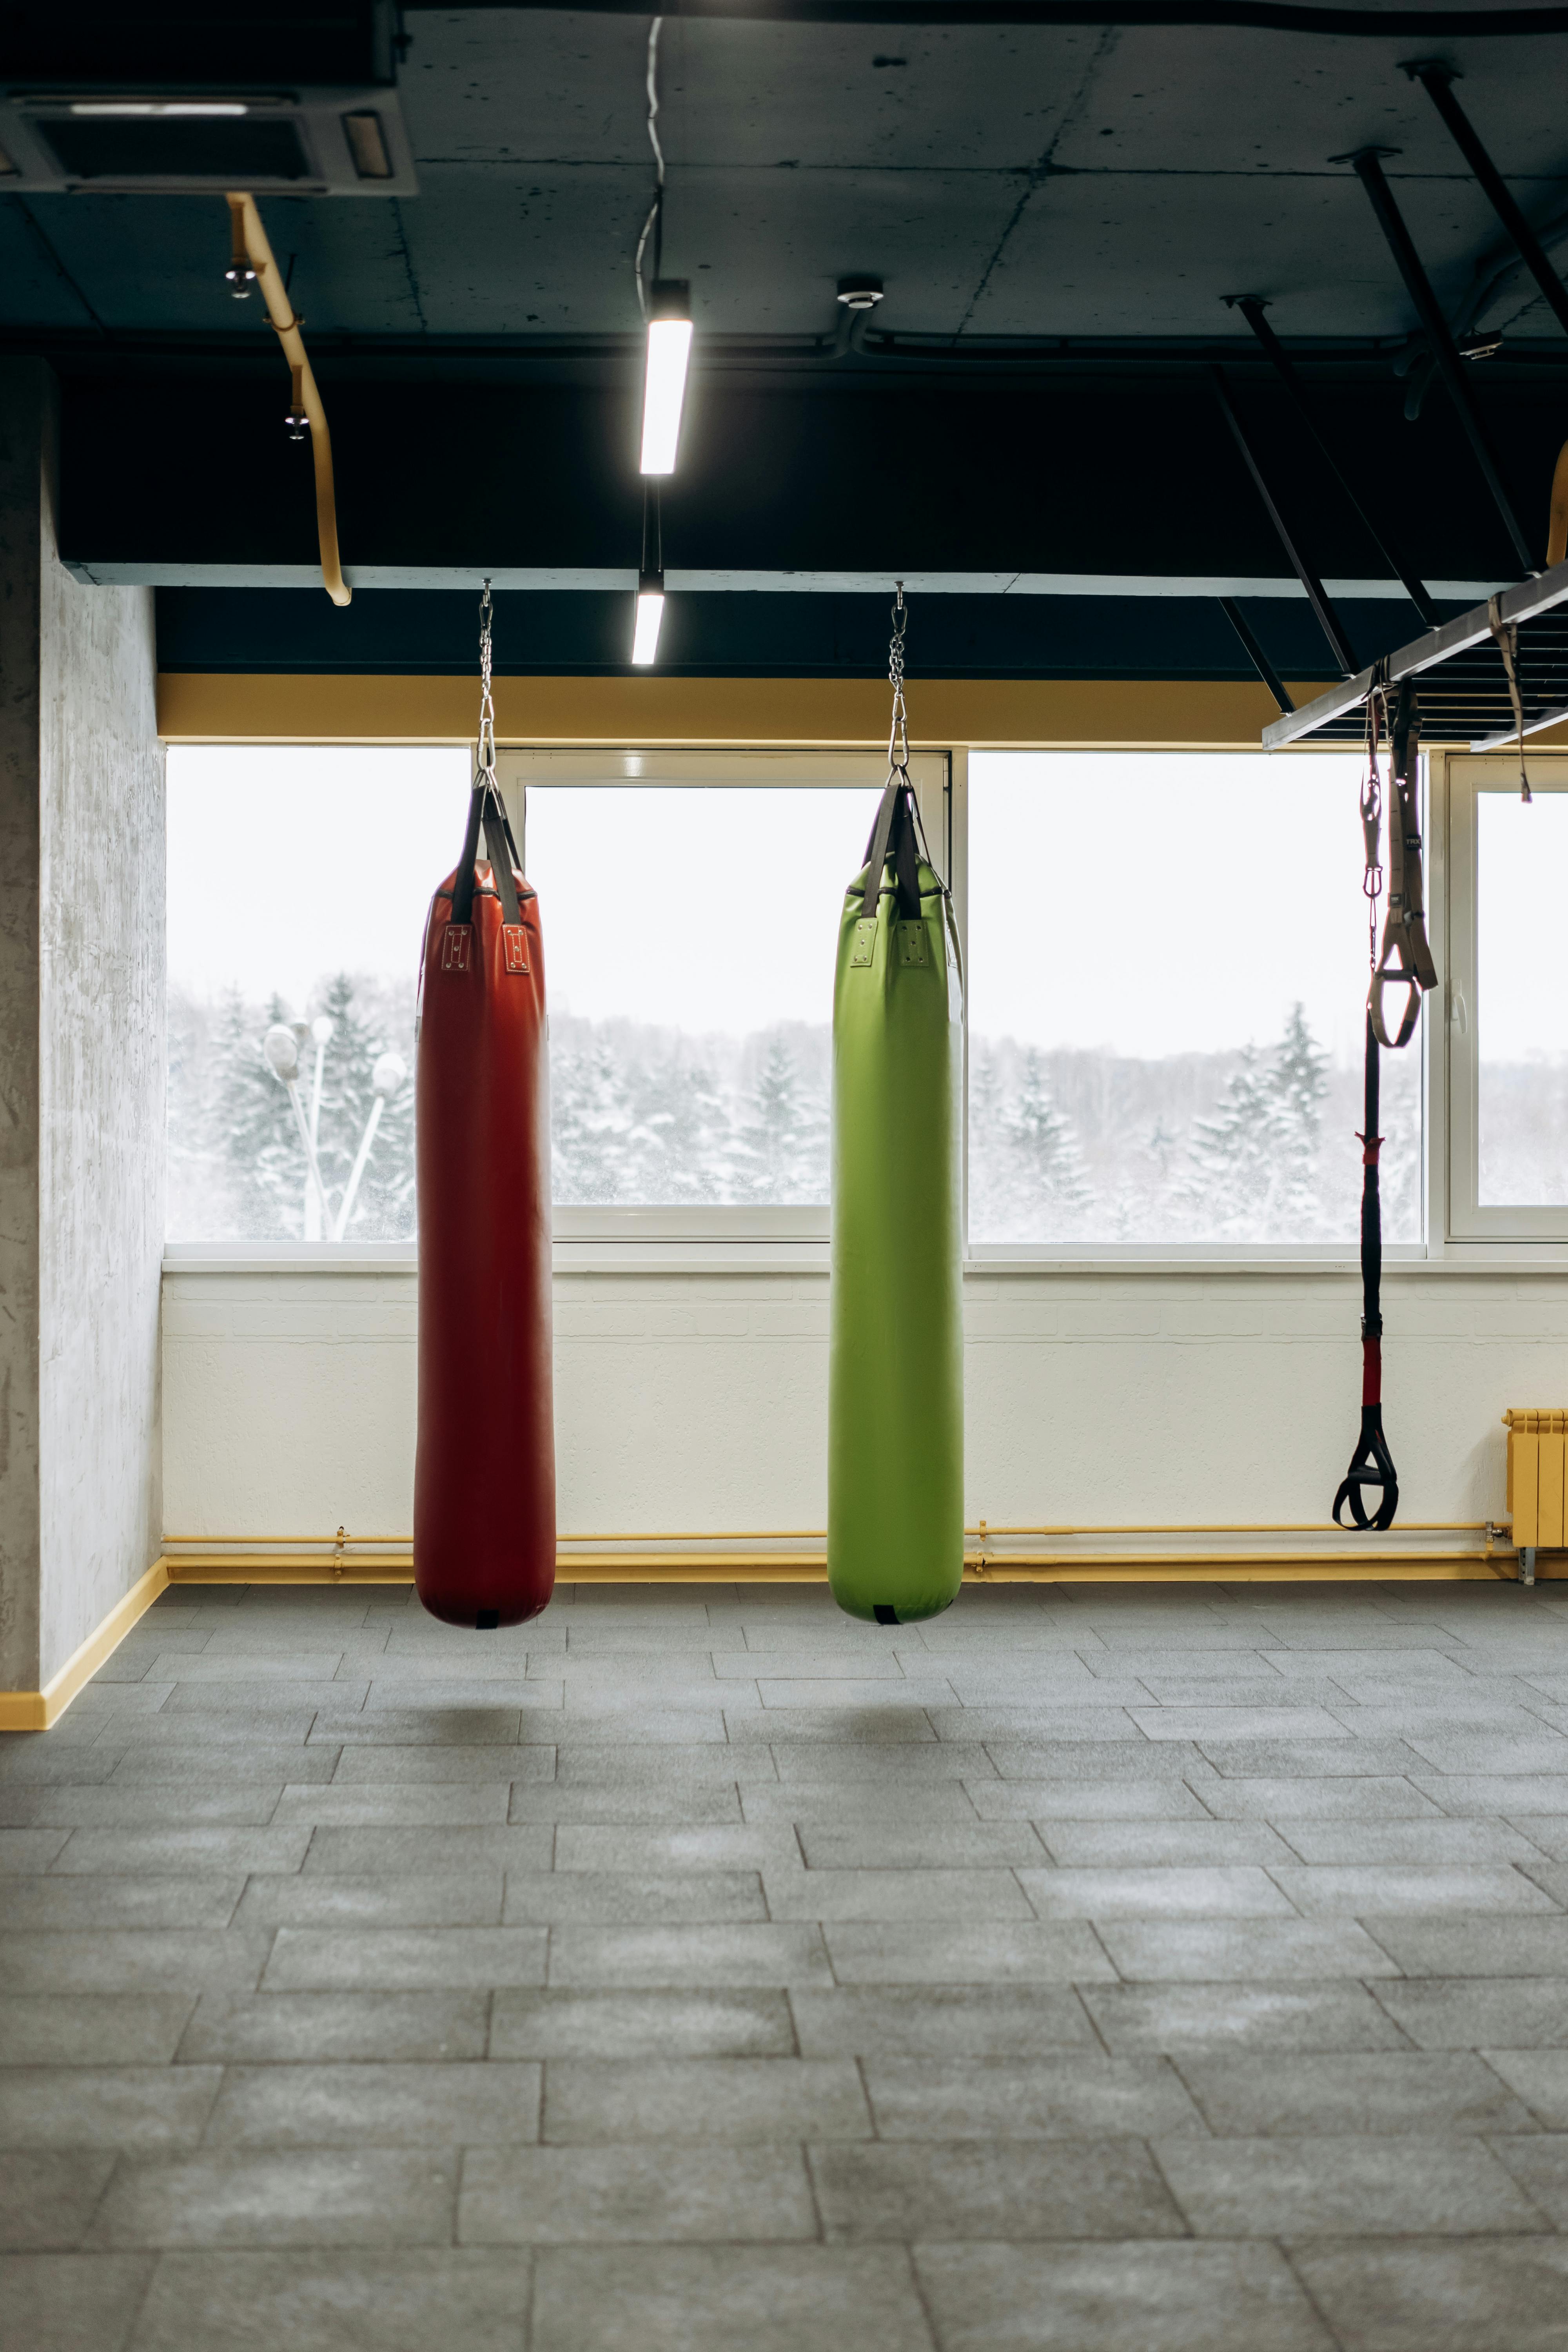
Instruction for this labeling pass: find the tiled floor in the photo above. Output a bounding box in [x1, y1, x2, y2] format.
[4, 1575, 1568, 2349]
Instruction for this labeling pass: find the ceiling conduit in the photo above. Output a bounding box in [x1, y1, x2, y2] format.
[225, 190, 350, 607]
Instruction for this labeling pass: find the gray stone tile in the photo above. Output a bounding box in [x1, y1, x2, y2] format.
[0, 1785, 285, 1828]
[824, 1921, 1114, 1985]
[764, 1868, 1034, 1923]
[102, 1713, 320, 1752]
[1018, 1865, 1294, 1919]
[913, 2240, 1333, 2351]
[532, 2244, 936, 2352]
[1193, 1778, 1443, 1820]
[1374, 1978, 1568, 2049]
[0, 1877, 244, 1931]
[88, 2151, 459, 2249]
[1361, 1916, 1568, 1976]
[795, 1823, 1046, 1868]
[811, 2137, 1186, 2241]
[1510, 1816, 1568, 1857]
[234, 1873, 506, 1930]
[1404, 1733, 1568, 1775]
[1491, 2135, 1568, 2227]
[509, 1784, 743, 1824]
[1481, 2049, 1568, 2125]
[1290, 2237, 1568, 2352]
[332, 1747, 555, 1785]
[1194, 1738, 1423, 1777]
[109, 1745, 341, 1785]
[490, 1988, 795, 2059]
[337, 1702, 529, 1736]
[1519, 1860, 1568, 1908]
[543, 2055, 871, 2143]
[0, 1933, 270, 1993]
[965, 1779, 1210, 1821]
[459, 2142, 817, 2243]
[547, 1923, 834, 1989]
[862, 2053, 1203, 2138]
[771, 1744, 993, 1783]
[1157, 2133, 1547, 2237]
[554, 1824, 802, 1873]
[1416, 1775, 1568, 1815]
[301, 1826, 554, 1874]
[0, 2153, 119, 2249]
[0, 1831, 68, 1872]
[264, 1927, 548, 1991]
[1081, 1981, 1409, 2055]
[791, 1987, 1098, 2058]
[1272, 1864, 1559, 1915]
[0, 1995, 194, 2069]
[1180, 2049, 1536, 2134]
[163, 1681, 371, 1715]
[1094, 1918, 1400, 1979]
[1135, 1707, 1352, 1743]
[0, 2253, 154, 2352]
[122, 2249, 534, 2352]
[551, 1746, 749, 1787]
[984, 1742, 1202, 1780]
[0, 1744, 119, 1786]
[0, 2066, 222, 2151]
[272, 1785, 512, 1825]
[177, 1990, 490, 2062]
[207, 2061, 541, 2147]
[51, 1827, 310, 1876]
[503, 1871, 765, 1924]
[139, 1651, 349, 1682]
[740, 1782, 980, 1824]
[1273, 1818, 1548, 1864]
[1035, 1821, 1295, 1866]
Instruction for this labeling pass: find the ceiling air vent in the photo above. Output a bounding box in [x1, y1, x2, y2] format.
[0, 91, 416, 196]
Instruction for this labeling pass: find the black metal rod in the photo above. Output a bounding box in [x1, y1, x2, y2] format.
[1412, 62, 1568, 343]
[1211, 365, 1358, 676]
[1348, 147, 1535, 575]
[1235, 298, 1439, 626]
[1219, 597, 1295, 713]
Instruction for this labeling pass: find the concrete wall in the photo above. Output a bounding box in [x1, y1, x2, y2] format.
[0, 361, 163, 1689]
[161, 1263, 1568, 1543]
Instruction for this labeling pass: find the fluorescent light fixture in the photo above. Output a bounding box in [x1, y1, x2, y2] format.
[69, 100, 250, 116]
[639, 280, 691, 476]
[631, 570, 665, 666]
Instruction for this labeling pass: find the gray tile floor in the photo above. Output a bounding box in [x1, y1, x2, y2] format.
[4, 1575, 1568, 2348]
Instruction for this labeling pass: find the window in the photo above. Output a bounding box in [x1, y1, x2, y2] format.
[1446, 753, 1568, 1240]
[501, 751, 947, 1232]
[966, 751, 1422, 1250]
[167, 746, 467, 1243]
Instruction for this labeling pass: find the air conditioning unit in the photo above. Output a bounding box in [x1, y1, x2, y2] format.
[0, 0, 415, 194]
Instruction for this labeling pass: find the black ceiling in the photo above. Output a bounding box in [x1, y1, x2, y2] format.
[4, 3, 1568, 680]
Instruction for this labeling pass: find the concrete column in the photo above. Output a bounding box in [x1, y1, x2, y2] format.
[0, 360, 164, 1694]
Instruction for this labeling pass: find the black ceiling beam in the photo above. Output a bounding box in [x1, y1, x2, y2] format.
[1211, 366, 1358, 675]
[1409, 61, 1568, 343]
[1346, 145, 1537, 577]
[410, 0, 1568, 28]
[1232, 298, 1439, 627]
[1218, 597, 1294, 713]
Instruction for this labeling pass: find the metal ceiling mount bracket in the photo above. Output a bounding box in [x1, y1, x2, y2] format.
[1338, 145, 1535, 578]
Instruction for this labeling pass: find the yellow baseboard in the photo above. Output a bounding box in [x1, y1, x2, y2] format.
[0, 1557, 170, 1732]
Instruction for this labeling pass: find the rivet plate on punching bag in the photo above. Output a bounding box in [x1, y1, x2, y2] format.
[502, 926, 530, 974]
[851, 920, 877, 969]
[897, 922, 928, 967]
[441, 924, 472, 973]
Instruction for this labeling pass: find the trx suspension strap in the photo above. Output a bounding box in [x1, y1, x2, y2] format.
[1334, 679, 1436, 1531]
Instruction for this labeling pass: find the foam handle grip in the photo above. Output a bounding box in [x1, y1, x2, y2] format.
[828, 855, 965, 1624]
[413, 858, 555, 1628]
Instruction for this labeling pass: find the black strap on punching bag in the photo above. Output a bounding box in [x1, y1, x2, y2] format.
[449, 581, 532, 930]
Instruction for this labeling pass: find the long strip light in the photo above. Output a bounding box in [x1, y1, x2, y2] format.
[631, 568, 665, 666]
[640, 279, 691, 475]
[70, 101, 250, 116]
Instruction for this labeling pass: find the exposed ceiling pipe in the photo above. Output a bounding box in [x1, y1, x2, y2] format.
[225, 191, 350, 607]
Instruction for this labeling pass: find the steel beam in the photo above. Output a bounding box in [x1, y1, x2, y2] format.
[1410, 62, 1568, 343]
[1212, 366, 1357, 674]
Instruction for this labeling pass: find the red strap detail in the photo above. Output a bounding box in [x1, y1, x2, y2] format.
[1361, 1336, 1382, 1408]
[1356, 1128, 1383, 1167]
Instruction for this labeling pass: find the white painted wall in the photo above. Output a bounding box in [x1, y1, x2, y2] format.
[161, 1263, 1568, 1542]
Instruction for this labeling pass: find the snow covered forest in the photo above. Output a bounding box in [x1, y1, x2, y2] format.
[169, 976, 1427, 1244]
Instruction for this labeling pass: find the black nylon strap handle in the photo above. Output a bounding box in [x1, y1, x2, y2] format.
[859, 776, 924, 928]
[1334, 1407, 1399, 1531]
[448, 782, 532, 931]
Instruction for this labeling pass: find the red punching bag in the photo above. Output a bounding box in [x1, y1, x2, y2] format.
[414, 708, 555, 1627]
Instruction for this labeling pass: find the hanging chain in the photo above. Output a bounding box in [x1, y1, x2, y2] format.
[476, 577, 496, 787]
[887, 581, 909, 779]
[1361, 682, 1385, 973]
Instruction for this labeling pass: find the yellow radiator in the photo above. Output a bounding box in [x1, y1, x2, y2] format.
[1504, 1410, 1568, 1563]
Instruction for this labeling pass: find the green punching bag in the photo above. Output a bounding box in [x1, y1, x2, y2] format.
[828, 620, 964, 1623]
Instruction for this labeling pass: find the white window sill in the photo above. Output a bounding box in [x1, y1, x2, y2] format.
[162, 1241, 1568, 1278]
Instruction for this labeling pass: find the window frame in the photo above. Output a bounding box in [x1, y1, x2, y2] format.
[1444, 749, 1568, 1244]
[495, 745, 951, 1245]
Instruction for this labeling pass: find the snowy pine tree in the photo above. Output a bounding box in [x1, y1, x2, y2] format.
[1003, 1048, 1094, 1239]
